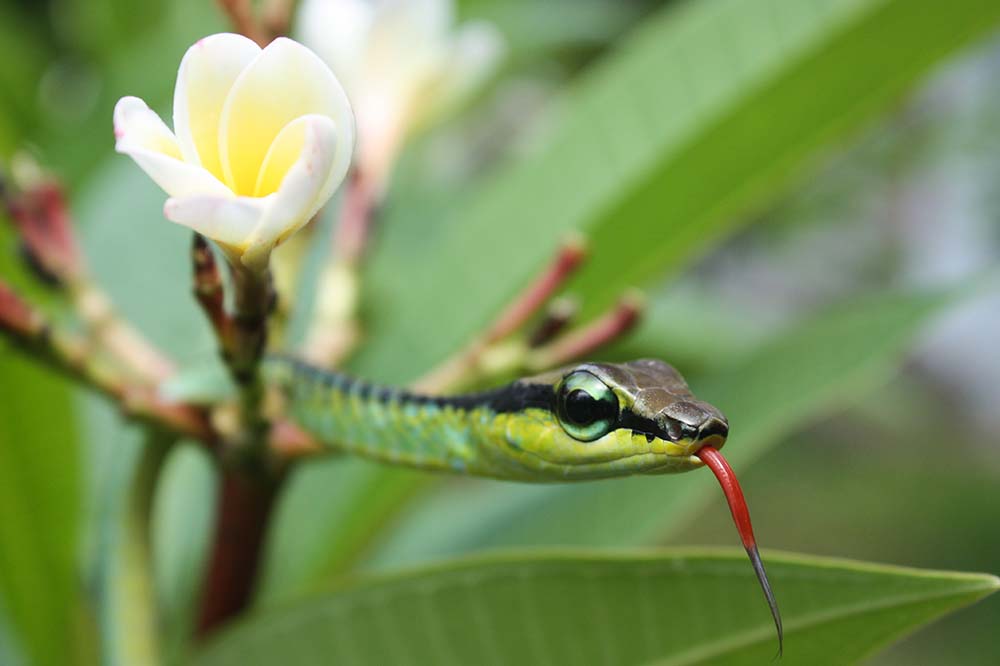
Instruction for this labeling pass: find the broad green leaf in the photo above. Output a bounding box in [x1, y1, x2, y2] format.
[0, 353, 82, 666]
[356, 0, 1000, 382]
[370, 289, 949, 565]
[195, 550, 1000, 666]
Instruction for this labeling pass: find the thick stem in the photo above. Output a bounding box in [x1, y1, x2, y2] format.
[226, 265, 274, 449]
[195, 469, 281, 637]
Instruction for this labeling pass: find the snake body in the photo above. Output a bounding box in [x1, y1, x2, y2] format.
[267, 357, 729, 481]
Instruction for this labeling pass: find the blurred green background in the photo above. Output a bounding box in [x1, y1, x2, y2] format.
[1, 0, 999, 664]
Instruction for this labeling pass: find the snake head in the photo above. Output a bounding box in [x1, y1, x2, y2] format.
[498, 359, 727, 479]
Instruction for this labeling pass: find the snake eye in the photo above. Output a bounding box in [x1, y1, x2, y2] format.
[556, 371, 619, 441]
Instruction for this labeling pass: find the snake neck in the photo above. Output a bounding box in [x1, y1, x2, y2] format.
[267, 357, 556, 478]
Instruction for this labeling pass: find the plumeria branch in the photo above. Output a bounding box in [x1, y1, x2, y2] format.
[189, 237, 276, 449]
[0, 282, 212, 441]
[191, 234, 231, 344]
[2, 171, 176, 384]
[196, 469, 282, 637]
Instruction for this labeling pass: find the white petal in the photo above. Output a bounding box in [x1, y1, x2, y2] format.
[173, 33, 261, 181]
[163, 194, 266, 247]
[295, 0, 374, 98]
[114, 96, 231, 199]
[218, 37, 354, 197]
[242, 114, 344, 268]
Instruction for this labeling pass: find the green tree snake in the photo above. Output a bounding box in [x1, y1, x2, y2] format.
[268, 356, 784, 654]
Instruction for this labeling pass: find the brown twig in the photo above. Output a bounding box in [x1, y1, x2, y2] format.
[527, 297, 578, 347]
[487, 236, 587, 343]
[3, 173, 176, 384]
[217, 0, 267, 47]
[3, 179, 83, 283]
[191, 234, 231, 343]
[0, 282, 212, 441]
[527, 292, 643, 370]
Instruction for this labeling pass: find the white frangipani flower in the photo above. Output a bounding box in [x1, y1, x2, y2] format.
[113, 33, 355, 270]
[296, 0, 503, 185]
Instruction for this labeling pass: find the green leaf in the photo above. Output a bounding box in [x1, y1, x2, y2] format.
[194, 550, 1000, 666]
[369, 289, 950, 565]
[356, 0, 1000, 382]
[0, 353, 82, 666]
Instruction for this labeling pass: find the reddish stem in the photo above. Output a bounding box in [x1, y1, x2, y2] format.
[486, 237, 587, 344]
[196, 470, 281, 637]
[530, 293, 641, 368]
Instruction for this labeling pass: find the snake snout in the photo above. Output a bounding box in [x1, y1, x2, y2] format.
[657, 400, 728, 444]
[698, 416, 728, 440]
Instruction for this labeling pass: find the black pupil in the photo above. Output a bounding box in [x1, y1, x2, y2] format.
[564, 389, 614, 426]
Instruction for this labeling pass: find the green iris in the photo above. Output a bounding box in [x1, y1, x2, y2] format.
[555, 371, 620, 441]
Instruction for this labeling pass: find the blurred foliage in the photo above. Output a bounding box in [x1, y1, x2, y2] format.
[0, 0, 998, 664]
[197, 552, 998, 666]
[0, 355, 84, 666]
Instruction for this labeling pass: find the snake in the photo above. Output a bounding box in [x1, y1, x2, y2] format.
[267, 356, 784, 654]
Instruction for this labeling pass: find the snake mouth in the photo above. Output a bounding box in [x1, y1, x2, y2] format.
[638, 431, 728, 474]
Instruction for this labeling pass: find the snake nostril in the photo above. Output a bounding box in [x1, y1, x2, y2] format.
[699, 418, 729, 440]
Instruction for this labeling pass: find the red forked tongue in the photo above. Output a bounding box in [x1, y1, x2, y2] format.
[697, 445, 783, 657]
